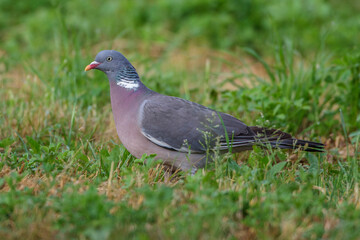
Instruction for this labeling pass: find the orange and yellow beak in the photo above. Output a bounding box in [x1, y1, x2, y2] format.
[85, 61, 101, 71]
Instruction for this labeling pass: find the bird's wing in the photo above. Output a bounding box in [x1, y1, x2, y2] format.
[138, 95, 255, 153]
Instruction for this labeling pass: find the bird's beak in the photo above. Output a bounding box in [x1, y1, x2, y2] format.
[85, 61, 101, 71]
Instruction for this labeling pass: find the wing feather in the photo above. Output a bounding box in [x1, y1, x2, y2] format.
[139, 95, 254, 153]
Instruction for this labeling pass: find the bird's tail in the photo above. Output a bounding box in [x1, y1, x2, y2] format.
[250, 126, 325, 152]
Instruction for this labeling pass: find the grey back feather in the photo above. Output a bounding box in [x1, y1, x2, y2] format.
[139, 94, 254, 153]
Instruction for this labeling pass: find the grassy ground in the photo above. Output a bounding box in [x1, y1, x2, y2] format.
[1, 1, 360, 239]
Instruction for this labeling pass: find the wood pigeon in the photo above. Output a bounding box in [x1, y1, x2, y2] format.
[85, 50, 324, 171]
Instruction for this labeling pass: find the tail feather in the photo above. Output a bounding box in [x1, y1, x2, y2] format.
[219, 126, 325, 152]
[269, 138, 324, 152]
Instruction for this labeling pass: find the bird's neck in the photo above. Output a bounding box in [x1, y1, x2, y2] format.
[108, 70, 153, 113]
[109, 78, 153, 135]
[108, 78, 150, 100]
[107, 66, 143, 91]
[107, 66, 154, 114]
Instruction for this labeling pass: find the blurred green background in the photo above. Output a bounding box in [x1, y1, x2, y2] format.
[1, 0, 360, 57]
[1, 0, 360, 135]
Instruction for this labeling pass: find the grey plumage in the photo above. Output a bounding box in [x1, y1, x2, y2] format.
[139, 95, 254, 153]
[85, 50, 324, 171]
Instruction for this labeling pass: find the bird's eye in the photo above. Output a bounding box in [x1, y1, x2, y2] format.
[106, 56, 113, 62]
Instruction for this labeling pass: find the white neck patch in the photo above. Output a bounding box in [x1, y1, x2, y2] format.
[115, 67, 140, 90]
[116, 79, 139, 90]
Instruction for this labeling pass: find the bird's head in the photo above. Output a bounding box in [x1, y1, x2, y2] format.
[85, 50, 132, 73]
[85, 50, 142, 90]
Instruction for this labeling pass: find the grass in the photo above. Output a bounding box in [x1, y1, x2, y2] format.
[1, 0, 360, 239]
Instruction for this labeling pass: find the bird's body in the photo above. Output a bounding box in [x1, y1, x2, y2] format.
[85, 50, 324, 171]
[108, 78, 207, 170]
